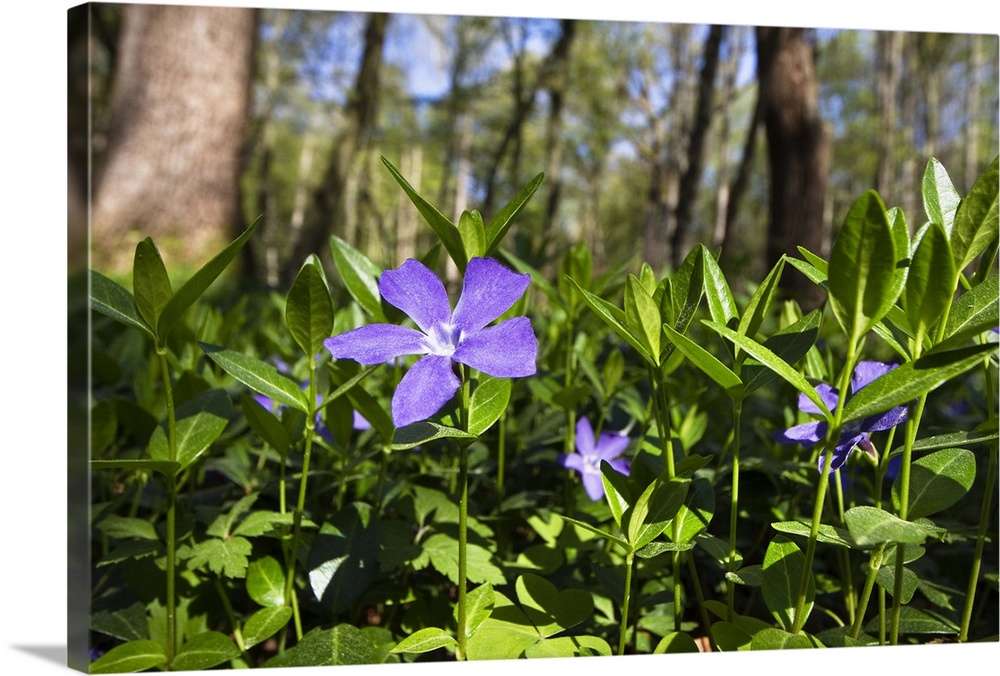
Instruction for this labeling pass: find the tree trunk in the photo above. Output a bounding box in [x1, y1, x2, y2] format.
[672, 24, 725, 268]
[712, 26, 746, 251]
[92, 4, 256, 270]
[542, 20, 576, 238]
[755, 26, 830, 305]
[289, 12, 389, 283]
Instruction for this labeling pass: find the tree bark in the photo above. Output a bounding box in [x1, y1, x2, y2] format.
[875, 31, 902, 197]
[289, 12, 389, 282]
[92, 4, 256, 270]
[755, 26, 830, 304]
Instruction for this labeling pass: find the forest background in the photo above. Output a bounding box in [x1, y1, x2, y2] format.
[0, 1, 996, 676]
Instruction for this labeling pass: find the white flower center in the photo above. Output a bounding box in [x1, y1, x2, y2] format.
[582, 455, 602, 475]
[423, 322, 462, 357]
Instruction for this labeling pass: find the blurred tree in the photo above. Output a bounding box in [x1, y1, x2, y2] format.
[91, 4, 257, 270]
[755, 26, 830, 304]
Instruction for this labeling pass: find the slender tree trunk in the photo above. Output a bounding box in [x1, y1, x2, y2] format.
[875, 31, 901, 197]
[542, 20, 576, 237]
[755, 26, 830, 305]
[395, 145, 422, 264]
[964, 35, 985, 188]
[92, 4, 256, 270]
[289, 12, 389, 283]
[712, 27, 745, 250]
[672, 24, 725, 268]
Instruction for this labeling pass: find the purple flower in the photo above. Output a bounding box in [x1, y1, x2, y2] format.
[324, 257, 537, 428]
[560, 417, 631, 501]
[774, 360, 909, 473]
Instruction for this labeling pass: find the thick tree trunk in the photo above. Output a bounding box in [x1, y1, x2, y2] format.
[289, 12, 389, 282]
[755, 26, 830, 304]
[92, 4, 256, 270]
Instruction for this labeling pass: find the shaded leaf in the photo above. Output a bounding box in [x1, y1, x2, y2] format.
[330, 234, 386, 321]
[242, 606, 293, 649]
[892, 448, 976, 519]
[171, 631, 240, 671]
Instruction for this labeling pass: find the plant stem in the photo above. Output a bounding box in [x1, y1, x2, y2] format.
[214, 576, 251, 664]
[157, 348, 178, 665]
[618, 553, 635, 656]
[726, 397, 743, 622]
[455, 366, 473, 661]
[851, 544, 885, 639]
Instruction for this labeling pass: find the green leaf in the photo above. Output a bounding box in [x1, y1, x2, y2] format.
[286, 256, 334, 358]
[185, 536, 252, 578]
[828, 190, 900, 342]
[749, 628, 818, 650]
[419, 533, 506, 586]
[201, 343, 310, 413]
[391, 421, 477, 450]
[770, 521, 855, 548]
[736, 256, 786, 350]
[939, 272, 998, 349]
[515, 573, 593, 639]
[625, 275, 662, 362]
[95, 515, 159, 542]
[662, 322, 742, 398]
[905, 222, 957, 342]
[907, 423, 999, 453]
[705, 320, 831, 421]
[761, 536, 813, 632]
[90, 458, 180, 477]
[458, 210, 487, 261]
[702, 249, 739, 328]
[892, 448, 976, 519]
[464, 591, 540, 660]
[874, 563, 918, 603]
[391, 627, 457, 654]
[382, 156, 467, 271]
[922, 157, 961, 234]
[669, 475, 715, 544]
[741, 309, 823, 397]
[863, 606, 959, 635]
[264, 624, 381, 667]
[600, 461, 633, 528]
[653, 631, 700, 654]
[132, 238, 173, 332]
[330, 234, 387, 321]
[246, 555, 287, 607]
[240, 393, 289, 454]
[634, 541, 693, 558]
[627, 476, 690, 550]
[567, 276, 652, 362]
[467, 374, 512, 437]
[157, 216, 259, 340]
[951, 154, 999, 271]
[89, 270, 154, 339]
[524, 635, 612, 658]
[242, 606, 293, 649]
[484, 172, 545, 256]
[171, 631, 240, 671]
[558, 515, 629, 552]
[844, 506, 931, 546]
[308, 504, 382, 615]
[841, 343, 997, 424]
[147, 388, 233, 469]
[460, 583, 495, 638]
[726, 564, 762, 587]
[89, 639, 167, 674]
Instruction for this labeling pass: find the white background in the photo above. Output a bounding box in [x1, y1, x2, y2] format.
[3, 1, 997, 674]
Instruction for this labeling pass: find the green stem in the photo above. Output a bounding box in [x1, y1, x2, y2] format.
[833, 469, 856, 626]
[497, 411, 507, 498]
[157, 348, 178, 665]
[214, 577, 251, 664]
[851, 544, 885, 639]
[618, 553, 635, 656]
[726, 397, 743, 622]
[455, 366, 472, 661]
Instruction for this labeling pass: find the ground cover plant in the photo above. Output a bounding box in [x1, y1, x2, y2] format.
[84, 154, 998, 672]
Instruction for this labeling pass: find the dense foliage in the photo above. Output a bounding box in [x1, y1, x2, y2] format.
[85, 154, 997, 671]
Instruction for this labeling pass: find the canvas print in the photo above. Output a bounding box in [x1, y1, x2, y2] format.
[69, 1, 1000, 672]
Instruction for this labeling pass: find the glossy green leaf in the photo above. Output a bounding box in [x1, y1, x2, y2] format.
[828, 190, 899, 342]
[382, 156, 467, 271]
[770, 521, 855, 548]
[705, 320, 832, 421]
[485, 172, 544, 256]
[939, 273, 998, 349]
[524, 635, 612, 658]
[330, 234, 387, 321]
[516, 573, 593, 638]
[951, 155, 998, 271]
[922, 157, 961, 233]
[559, 515, 629, 551]
[286, 256, 334, 358]
[841, 343, 996, 424]
[95, 515, 159, 542]
[669, 476, 715, 543]
[186, 536, 252, 578]
[132, 238, 173, 332]
[308, 504, 382, 614]
[761, 536, 813, 632]
[391, 421, 477, 450]
[741, 309, 823, 397]
[634, 541, 694, 558]
[844, 506, 930, 546]
[242, 606, 293, 649]
[157, 216, 258, 340]
[726, 564, 762, 587]
[627, 476, 690, 550]
[89, 639, 167, 674]
[663, 322, 742, 398]
[892, 448, 976, 519]
[669, 244, 705, 337]
[458, 209, 486, 261]
[652, 632, 700, 654]
[264, 624, 381, 667]
[863, 606, 959, 635]
[391, 627, 457, 654]
[240, 393, 289, 454]
[710, 621, 752, 651]
[201, 343, 310, 413]
[464, 591, 540, 661]
[905, 222, 957, 342]
[171, 631, 240, 671]
[625, 275, 662, 362]
[90, 458, 180, 477]
[702, 249, 739, 328]
[906, 422, 999, 453]
[419, 533, 506, 586]
[467, 374, 512, 437]
[460, 583, 495, 639]
[147, 388, 233, 469]
[750, 628, 818, 650]
[736, 256, 786, 349]
[566, 276, 651, 360]
[874, 561, 918, 603]
[89, 270, 154, 339]
[246, 555, 286, 607]
[601, 461, 634, 528]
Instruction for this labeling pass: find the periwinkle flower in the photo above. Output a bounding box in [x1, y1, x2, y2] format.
[324, 257, 537, 428]
[560, 417, 631, 501]
[774, 360, 908, 473]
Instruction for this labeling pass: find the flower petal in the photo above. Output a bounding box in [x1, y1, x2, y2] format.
[594, 431, 630, 461]
[819, 433, 867, 473]
[560, 453, 584, 472]
[581, 471, 605, 501]
[575, 417, 596, 456]
[851, 360, 897, 393]
[452, 316, 537, 377]
[325, 324, 427, 364]
[378, 259, 452, 333]
[451, 257, 530, 333]
[391, 355, 460, 427]
[862, 404, 908, 433]
[799, 383, 839, 415]
[774, 420, 826, 447]
[606, 457, 631, 477]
